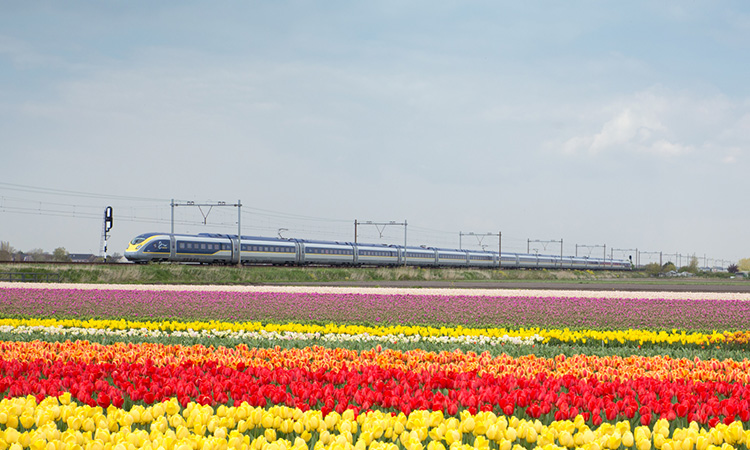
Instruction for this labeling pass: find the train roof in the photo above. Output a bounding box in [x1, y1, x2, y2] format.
[131, 232, 630, 263]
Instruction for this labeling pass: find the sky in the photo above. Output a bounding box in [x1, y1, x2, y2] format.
[1, 1, 749, 267]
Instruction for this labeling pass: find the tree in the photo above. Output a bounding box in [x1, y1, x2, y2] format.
[662, 261, 676, 272]
[105, 252, 123, 263]
[52, 247, 71, 262]
[738, 258, 750, 272]
[727, 264, 739, 274]
[679, 256, 700, 274]
[26, 248, 49, 262]
[0, 241, 14, 261]
[643, 262, 662, 277]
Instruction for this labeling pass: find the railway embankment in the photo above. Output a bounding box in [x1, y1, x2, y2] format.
[0, 262, 747, 291]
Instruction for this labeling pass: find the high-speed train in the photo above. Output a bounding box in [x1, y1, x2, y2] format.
[124, 232, 632, 270]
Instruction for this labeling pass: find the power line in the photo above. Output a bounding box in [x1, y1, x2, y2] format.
[0, 182, 169, 202]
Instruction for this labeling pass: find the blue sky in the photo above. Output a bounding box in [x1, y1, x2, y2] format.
[1, 1, 748, 266]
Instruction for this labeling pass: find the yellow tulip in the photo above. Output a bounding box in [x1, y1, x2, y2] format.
[621, 431, 635, 448]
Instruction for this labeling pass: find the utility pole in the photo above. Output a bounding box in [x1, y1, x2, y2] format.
[575, 244, 604, 258]
[611, 248, 637, 268]
[639, 251, 661, 268]
[528, 239, 563, 254]
[460, 231, 500, 251]
[171, 199, 242, 265]
[528, 238, 563, 267]
[354, 220, 408, 266]
[460, 231, 502, 267]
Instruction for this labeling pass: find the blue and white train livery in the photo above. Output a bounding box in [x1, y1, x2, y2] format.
[124, 232, 632, 270]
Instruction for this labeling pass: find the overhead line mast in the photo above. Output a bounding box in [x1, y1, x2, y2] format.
[171, 199, 242, 265]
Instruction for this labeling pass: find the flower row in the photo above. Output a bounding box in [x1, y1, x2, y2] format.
[4, 341, 750, 383]
[4, 287, 750, 331]
[2, 395, 750, 450]
[0, 322, 543, 347]
[2, 317, 748, 348]
[3, 349, 750, 426]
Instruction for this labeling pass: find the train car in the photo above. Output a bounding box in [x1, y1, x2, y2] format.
[174, 233, 233, 264]
[466, 249, 497, 268]
[402, 246, 438, 267]
[299, 240, 354, 265]
[436, 248, 469, 267]
[355, 243, 400, 266]
[237, 235, 297, 265]
[125, 232, 173, 263]
[125, 231, 633, 271]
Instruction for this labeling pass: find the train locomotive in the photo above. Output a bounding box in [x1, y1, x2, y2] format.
[124, 232, 632, 270]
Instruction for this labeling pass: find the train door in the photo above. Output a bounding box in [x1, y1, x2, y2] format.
[295, 241, 304, 265]
[231, 237, 241, 264]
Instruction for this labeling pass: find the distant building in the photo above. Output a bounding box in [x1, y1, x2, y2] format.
[69, 253, 97, 263]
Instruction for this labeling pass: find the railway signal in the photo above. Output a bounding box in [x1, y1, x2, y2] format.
[101, 206, 113, 255]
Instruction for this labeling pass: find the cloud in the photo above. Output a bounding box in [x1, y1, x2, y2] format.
[561, 103, 688, 158]
[0, 35, 66, 69]
[557, 88, 749, 161]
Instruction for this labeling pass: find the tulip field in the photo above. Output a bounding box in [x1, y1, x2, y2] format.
[2, 283, 750, 450]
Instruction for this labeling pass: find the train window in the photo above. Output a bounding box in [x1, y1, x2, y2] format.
[179, 243, 185, 249]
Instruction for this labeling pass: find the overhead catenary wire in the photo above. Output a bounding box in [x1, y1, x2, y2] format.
[0, 182, 169, 203]
[0, 182, 725, 263]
